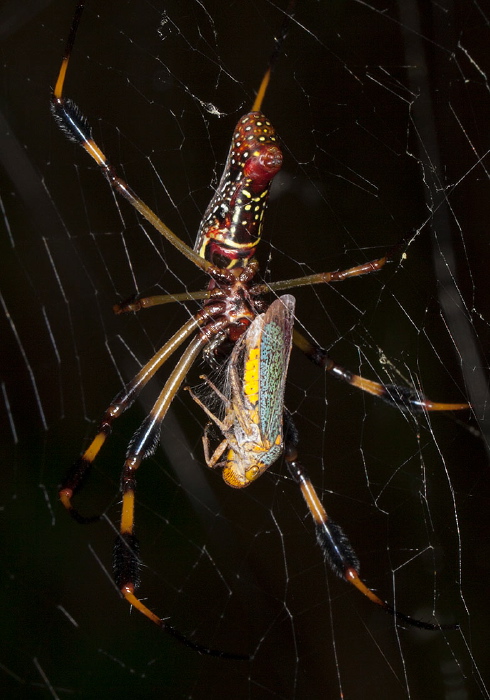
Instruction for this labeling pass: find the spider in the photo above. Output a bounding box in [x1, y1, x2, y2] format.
[52, 0, 468, 659]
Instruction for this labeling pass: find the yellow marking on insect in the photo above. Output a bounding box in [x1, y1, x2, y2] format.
[83, 431, 107, 463]
[243, 386, 258, 403]
[245, 465, 261, 482]
[247, 346, 259, 363]
[121, 490, 135, 534]
[249, 408, 259, 424]
[243, 347, 260, 403]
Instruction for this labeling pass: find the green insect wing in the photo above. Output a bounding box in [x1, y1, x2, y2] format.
[256, 295, 295, 440]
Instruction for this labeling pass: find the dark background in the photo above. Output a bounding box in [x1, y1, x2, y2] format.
[1, 1, 489, 698]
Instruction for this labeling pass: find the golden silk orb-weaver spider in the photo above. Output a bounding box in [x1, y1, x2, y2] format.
[52, 0, 469, 658]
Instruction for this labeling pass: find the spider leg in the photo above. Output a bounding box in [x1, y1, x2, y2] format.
[251, 0, 296, 113]
[50, 2, 211, 275]
[283, 419, 458, 632]
[59, 316, 201, 522]
[109, 334, 249, 658]
[113, 526, 247, 659]
[112, 336, 205, 559]
[251, 235, 412, 298]
[249, 249, 468, 412]
[59, 294, 235, 524]
[252, 253, 389, 296]
[113, 289, 212, 314]
[292, 329, 469, 412]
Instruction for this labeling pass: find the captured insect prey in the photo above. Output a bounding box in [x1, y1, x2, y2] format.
[53, 0, 469, 658]
[186, 295, 296, 488]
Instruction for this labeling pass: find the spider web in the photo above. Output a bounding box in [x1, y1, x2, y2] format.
[1, 0, 489, 698]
